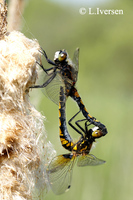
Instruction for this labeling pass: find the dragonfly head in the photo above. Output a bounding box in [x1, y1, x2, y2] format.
[54, 50, 67, 63]
[91, 126, 105, 139]
[85, 126, 105, 142]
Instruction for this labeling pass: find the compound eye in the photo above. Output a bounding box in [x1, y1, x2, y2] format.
[58, 51, 67, 62]
[92, 129, 103, 138]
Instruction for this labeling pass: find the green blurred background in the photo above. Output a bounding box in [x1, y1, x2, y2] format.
[22, 0, 133, 199]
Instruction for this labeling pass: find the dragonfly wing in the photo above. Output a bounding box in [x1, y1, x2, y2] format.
[77, 154, 105, 167]
[47, 154, 76, 195]
[38, 70, 65, 105]
[72, 48, 79, 83]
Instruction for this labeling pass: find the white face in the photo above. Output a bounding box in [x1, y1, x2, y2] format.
[92, 126, 99, 132]
[54, 51, 60, 61]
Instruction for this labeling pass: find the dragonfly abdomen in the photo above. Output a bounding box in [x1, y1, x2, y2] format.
[69, 87, 93, 119]
[59, 87, 74, 151]
[69, 87, 107, 134]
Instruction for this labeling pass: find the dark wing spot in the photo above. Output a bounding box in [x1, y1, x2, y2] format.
[68, 185, 71, 189]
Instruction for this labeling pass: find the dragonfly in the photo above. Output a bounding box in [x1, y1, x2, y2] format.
[47, 86, 106, 195]
[30, 47, 107, 135]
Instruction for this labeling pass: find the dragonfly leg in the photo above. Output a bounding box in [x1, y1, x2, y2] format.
[75, 118, 87, 134]
[36, 61, 55, 74]
[85, 120, 91, 133]
[68, 111, 83, 137]
[30, 71, 57, 89]
[40, 47, 57, 66]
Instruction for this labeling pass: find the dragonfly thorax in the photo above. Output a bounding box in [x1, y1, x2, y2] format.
[73, 127, 104, 154]
[72, 135, 93, 154]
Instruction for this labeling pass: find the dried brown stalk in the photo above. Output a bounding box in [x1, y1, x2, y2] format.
[0, 1, 55, 200]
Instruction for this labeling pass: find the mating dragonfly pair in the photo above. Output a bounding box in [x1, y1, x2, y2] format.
[30, 48, 107, 195]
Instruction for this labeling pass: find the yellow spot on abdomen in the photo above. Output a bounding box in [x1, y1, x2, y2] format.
[59, 110, 61, 118]
[60, 138, 68, 145]
[73, 145, 77, 151]
[59, 129, 63, 136]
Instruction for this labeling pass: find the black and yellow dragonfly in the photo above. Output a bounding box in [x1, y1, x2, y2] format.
[47, 87, 106, 195]
[30, 47, 107, 135]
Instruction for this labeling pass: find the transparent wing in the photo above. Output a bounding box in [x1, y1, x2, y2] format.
[77, 154, 105, 167]
[37, 69, 73, 105]
[37, 69, 65, 105]
[42, 72, 65, 105]
[47, 154, 76, 195]
[72, 48, 79, 83]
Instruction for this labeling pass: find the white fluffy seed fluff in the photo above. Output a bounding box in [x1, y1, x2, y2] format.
[0, 31, 56, 200]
